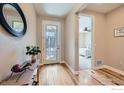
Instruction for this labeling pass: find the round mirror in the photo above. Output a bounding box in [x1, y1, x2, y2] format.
[3, 4, 24, 33]
[0, 3, 27, 37]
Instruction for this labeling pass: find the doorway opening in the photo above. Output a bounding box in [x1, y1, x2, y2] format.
[79, 15, 92, 70]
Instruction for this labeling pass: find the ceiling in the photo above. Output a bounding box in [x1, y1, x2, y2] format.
[84, 3, 123, 14]
[34, 3, 75, 18]
[33, 3, 124, 18]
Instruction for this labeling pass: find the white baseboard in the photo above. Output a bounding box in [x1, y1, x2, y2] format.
[64, 62, 78, 75]
[60, 61, 65, 63]
[94, 65, 124, 76]
[104, 65, 124, 76]
[93, 65, 106, 70]
[75, 71, 79, 75]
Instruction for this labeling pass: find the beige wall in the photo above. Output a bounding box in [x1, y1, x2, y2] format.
[65, 4, 83, 71]
[0, 4, 37, 81]
[36, 15, 65, 63]
[105, 5, 124, 71]
[82, 5, 124, 71]
[36, 15, 42, 63]
[57, 4, 124, 72]
[82, 10, 106, 67]
[65, 12, 75, 69]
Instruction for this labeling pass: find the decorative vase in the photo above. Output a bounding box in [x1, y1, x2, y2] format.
[31, 55, 36, 64]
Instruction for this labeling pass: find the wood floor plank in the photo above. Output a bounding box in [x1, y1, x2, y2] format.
[61, 64, 78, 85]
[38, 64, 124, 86]
[39, 63, 101, 85]
[101, 68, 124, 81]
[39, 64, 75, 85]
[39, 64, 124, 85]
[77, 70, 101, 85]
[96, 69, 124, 85]
[91, 70, 115, 85]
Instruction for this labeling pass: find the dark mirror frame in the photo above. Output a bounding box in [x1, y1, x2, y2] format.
[0, 3, 27, 37]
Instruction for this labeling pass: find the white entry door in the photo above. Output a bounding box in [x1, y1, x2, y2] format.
[42, 20, 61, 64]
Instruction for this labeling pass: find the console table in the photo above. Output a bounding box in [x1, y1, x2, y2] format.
[0, 59, 40, 85]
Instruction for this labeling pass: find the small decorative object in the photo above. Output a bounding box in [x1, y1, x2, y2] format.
[7, 62, 32, 82]
[114, 27, 124, 37]
[26, 46, 41, 64]
[32, 81, 39, 85]
[11, 64, 22, 72]
[83, 26, 91, 32]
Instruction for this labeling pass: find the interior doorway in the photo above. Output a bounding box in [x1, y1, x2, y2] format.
[79, 15, 93, 70]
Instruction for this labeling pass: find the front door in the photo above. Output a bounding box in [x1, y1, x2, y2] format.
[42, 20, 60, 64]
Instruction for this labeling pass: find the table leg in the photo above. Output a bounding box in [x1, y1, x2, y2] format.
[37, 66, 40, 85]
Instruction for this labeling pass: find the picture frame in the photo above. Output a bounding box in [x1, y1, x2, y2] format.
[114, 27, 124, 37]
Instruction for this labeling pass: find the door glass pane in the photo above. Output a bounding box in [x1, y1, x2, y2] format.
[45, 25, 58, 60]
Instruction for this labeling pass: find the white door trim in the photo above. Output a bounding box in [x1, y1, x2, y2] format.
[76, 13, 95, 71]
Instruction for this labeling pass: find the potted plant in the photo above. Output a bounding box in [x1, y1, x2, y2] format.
[26, 46, 41, 64]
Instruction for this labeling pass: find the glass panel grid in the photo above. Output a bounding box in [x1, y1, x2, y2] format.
[45, 25, 58, 60]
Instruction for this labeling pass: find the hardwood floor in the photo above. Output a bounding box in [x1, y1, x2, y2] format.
[76, 70, 101, 85]
[39, 63, 124, 85]
[93, 68, 124, 85]
[39, 64, 75, 85]
[39, 63, 101, 85]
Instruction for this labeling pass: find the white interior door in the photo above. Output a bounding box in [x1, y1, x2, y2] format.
[42, 20, 61, 64]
